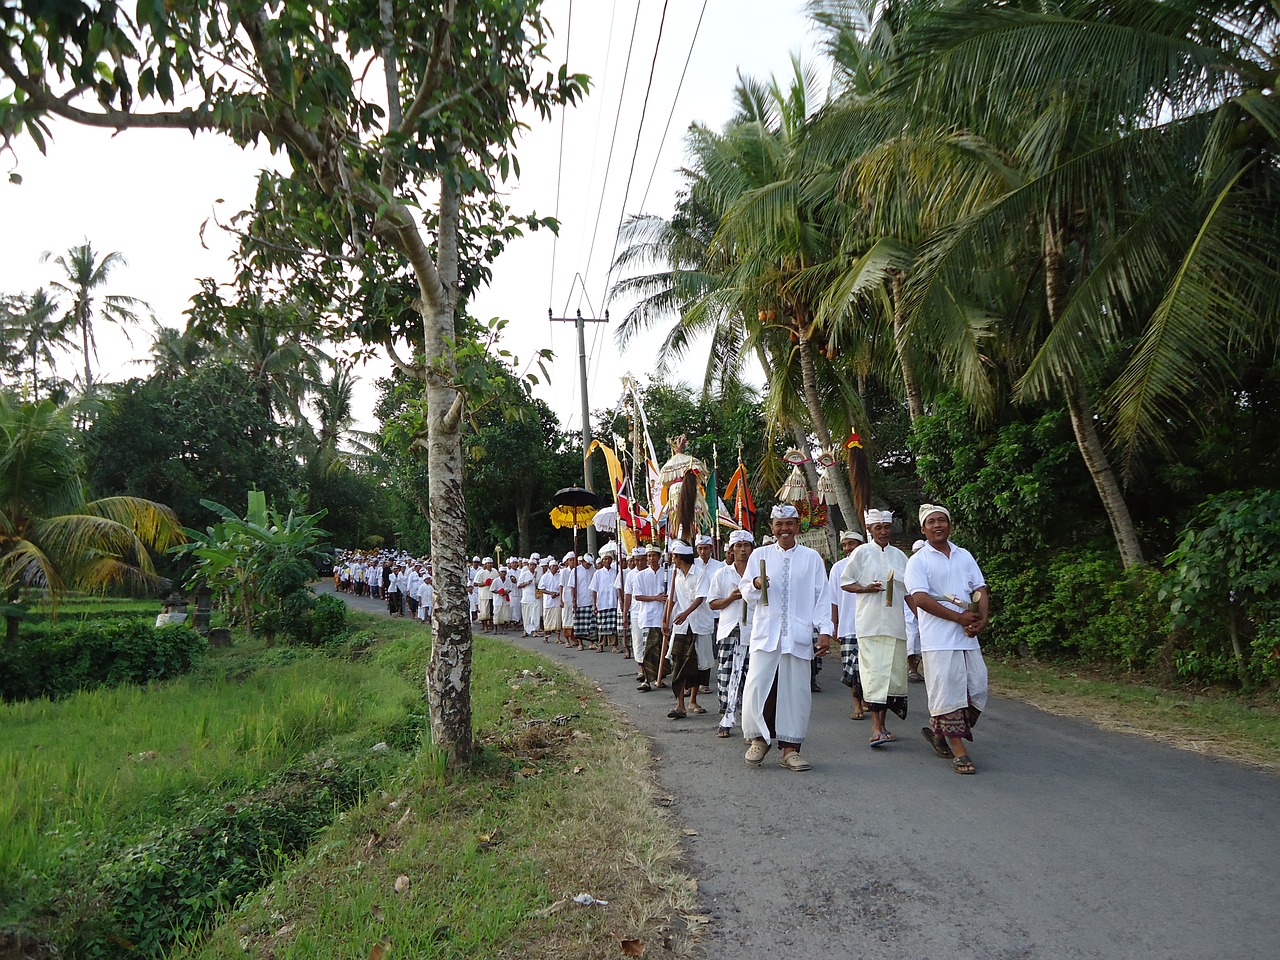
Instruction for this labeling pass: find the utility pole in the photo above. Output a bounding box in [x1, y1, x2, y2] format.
[549, 308, 609, 555]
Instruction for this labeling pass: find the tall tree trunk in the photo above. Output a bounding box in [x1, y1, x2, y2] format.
[1044, 223, 1144, 568]
[80, 310, 91, 394]
[891, 271, 924, 422]
[411, 158, 474, 766]
[795, 334, 860, 541]
[517, 497, 531, 557]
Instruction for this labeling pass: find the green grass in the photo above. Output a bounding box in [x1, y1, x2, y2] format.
[989, 658, 1280, 768]
[1, 610, 698, 959]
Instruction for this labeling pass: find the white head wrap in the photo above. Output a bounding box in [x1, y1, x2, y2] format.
[728, 530, 755, 545]
[563, 551, 576, 562]
[770, 504, 800, 520]
[599, 542, 616, 556]
[645, 544, 663, 554]
[919, 504, 951, 526]
[839, 529, 865, 543]
[864, 509, 894, 526]
[471, 556, 481, 563]
[911, 539, 926, 552]
[482, 556, 493, 564]
[761, 535, 776, 545]
[695, 534, 713, 546]
[582, 554, 594, 564]
[530, 552, 540, 561]
[669, 540, 695, 556]
[631, 547, 647, 558]
[548, 558, 559, 567]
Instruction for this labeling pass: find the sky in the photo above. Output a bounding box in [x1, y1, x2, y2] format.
[0, 0, 823, 437]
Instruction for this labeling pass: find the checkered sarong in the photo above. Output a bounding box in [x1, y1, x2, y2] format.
[840, 635, 862, 695]
[715, 628, 737, 709]
[573, 604, 597, 639]
[596, 607, 619, 637]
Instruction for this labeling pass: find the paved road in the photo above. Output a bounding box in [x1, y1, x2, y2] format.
[324, 585, 1279, 960]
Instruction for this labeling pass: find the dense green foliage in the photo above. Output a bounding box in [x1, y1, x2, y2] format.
[0, 620, 205, 702]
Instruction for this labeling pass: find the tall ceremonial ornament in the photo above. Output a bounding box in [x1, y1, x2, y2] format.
[845, 432, 873, 523]
[777, 448, 833, 560]
[722, 444, 757, 534]
[659, 435, 711, 544]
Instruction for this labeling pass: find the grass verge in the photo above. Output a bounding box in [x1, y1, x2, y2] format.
[2, 609, 699, 959]
[989, 658, 1280, 770]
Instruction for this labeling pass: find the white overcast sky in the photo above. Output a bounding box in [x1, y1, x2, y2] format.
[0, 1, 822, 432]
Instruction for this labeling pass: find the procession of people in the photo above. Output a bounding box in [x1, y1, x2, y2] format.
[333, 498, 990, 776]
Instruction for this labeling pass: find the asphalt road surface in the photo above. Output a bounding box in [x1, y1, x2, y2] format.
[324, 586, 1279, 960]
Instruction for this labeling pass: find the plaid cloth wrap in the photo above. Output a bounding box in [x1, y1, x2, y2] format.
[840, 635, 861, 689]
[596, 607, 619, 637]
[573, 605, 598, 639]
[715, 628, 737, 709]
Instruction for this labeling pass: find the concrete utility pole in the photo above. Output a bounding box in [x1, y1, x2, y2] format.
[549, 308, 609, 555]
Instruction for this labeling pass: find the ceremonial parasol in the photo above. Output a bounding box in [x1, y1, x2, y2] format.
[592, 505, 618, 532]
[549, 488, 600, 551]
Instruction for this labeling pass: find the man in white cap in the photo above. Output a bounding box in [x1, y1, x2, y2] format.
[468, 556, 481, 622]
[518, 557, 541, 637]
[473, 557, 495, 629]
[624, 547, 648, 676]
[662, 539, 712, 717]
[570, 553, 598, 650]
[829, 528, 869, 721]
[904, 504, 990, 774]
[631, 545, 669, 691]
[842, 509, 910, 748]
[710, 529, 754, 738]
[739, 504, 834, 771]
[539, 558, 562, 640]
[559, 552, 578, 646]
[593, 546, 621, 652]
[694, 533, 724, 693]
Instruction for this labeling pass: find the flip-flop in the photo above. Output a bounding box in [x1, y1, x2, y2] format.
[715, 727, 731, 738]
[869, 732, 894, 748]
[667, 709, 687, 720]
[952, 755, 976, 775]
[921, 727, 954, 758]
[689, 705, 707, 714]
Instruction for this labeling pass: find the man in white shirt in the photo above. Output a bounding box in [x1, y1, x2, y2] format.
[829, 529, 868, 721]
[905, 539, 926, 681]
[468, 557, 481, 621]
[842, 510, 910, 748]
[904, 504, 990, 775]
[518, 557, 540, 637]
[623, 547, 647, 677]
[739, 504, 834, 771]
[664, 540, 711, 718]
[539, 559, 562, 639]
[592, 547, 621, 652]
[473, 558, 495, 628]
[631, 545, 669, 691]
[710, 530, 754, 737]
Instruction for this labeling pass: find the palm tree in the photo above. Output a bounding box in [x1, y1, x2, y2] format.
[42, 242, 148, 394]
[0, 393, 185, 643]
[146, 323, 209, 381]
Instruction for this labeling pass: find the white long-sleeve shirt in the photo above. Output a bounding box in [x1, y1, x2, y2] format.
[740, 542, 833, 659]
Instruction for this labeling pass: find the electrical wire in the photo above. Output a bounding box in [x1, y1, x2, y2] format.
[578, 0, 645, 302]
[597, 0, 672, 312]
[637, 0, 709, 215]
[547, 0, 574, 314]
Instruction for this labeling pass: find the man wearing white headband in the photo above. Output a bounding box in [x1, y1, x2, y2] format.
[631, 545, 669, 691]
[662, 540, 711, 718]
[906, 539, 927, 682]
[538, 559, 562, 640]
[828, 529, 869, 721]
[738, 503, 834, 771]
[518, 557, 541, 638]
[468, 557, 481, 622]
[592, 549, 621, 653]
[842, 510, 910, 748]
[623, 547, 648, 672]
[904, 504, 989, 774]
[693, 533, 725, 692]
[710, 529, 755, 737]
[474, 557, 496, 629]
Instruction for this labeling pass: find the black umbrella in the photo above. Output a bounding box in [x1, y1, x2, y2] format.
[552, 486, 599, 508]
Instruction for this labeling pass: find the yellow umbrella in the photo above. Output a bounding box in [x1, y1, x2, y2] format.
[549, 504, 598, 529]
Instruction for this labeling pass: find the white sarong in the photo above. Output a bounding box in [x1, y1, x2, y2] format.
[858, 634, 908, 705]
[741, 647, 812, 746]
[923, 648, 989, 717]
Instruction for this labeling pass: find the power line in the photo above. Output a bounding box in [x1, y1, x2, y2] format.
[637, 0, 710, 214]
[598, 0, 672, 311]
[547, 0, 574, 313]
[579, 0, 645, 302]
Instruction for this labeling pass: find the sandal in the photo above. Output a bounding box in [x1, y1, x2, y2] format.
[850, 709, 865, 721]
[667, 709, 687, 720]
[921, 727, 953, 759]
[744, 739, 770, 766]
[952, 755, 976, 775]
[689, 705, 707, 715]
[869, 732, 895, 748]
[778, 752, 812, 772]
[715, 727, 731, 738]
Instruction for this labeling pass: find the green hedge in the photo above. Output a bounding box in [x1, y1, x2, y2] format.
[983, 546, 1169, 669]
[0, 620, 206, 702]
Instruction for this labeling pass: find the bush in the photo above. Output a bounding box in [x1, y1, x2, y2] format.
[78, 757, 379, 959]
[0, 620, 206, 702]
[984, 546, 1168, 668]
[261, 590, 348, 647]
